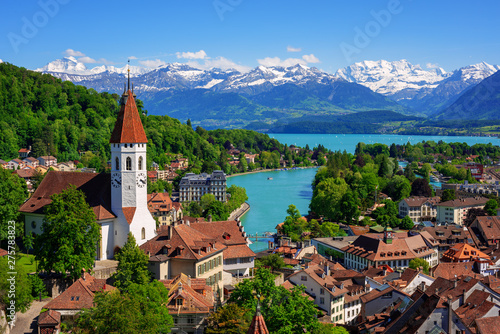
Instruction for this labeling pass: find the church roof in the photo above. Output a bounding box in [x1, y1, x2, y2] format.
[109, 89, 148, 144]
[19, 171, 115, 220]
[247, 304, 269, 334]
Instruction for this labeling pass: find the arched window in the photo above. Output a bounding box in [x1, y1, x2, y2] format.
[126, 157, 132, 170]
[141, 227, 146, 240]
[115, 157, 119, 170]
[139, 156, 143, 170]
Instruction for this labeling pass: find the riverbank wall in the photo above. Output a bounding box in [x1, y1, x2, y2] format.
[229, 202, 250, 221]
[226, 166, 318, 178]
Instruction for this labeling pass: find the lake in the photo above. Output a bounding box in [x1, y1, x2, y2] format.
[229, 134, 499, 252]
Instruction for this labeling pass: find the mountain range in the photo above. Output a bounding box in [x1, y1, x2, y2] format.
[34, 57, 500, 128]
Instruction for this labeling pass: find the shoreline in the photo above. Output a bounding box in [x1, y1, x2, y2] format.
[229, 202, 250, 221]
[226, 166, 319, 178]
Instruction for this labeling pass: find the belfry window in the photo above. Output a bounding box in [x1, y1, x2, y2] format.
[139, 156, 143, 170]
[115, 157, 119, 170]
[126, 157, 132, 170]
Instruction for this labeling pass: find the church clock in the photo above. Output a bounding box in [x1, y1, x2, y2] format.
[111, 172, 122, 188]
[136, 172, 147, 188]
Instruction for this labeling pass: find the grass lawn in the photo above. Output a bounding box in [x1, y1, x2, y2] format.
[17, 253, 38, 273]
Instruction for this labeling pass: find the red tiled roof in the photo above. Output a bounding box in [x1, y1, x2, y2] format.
[161, 273, 214, 314]
[19, 171, 115, 220]
[38, 310, 60, 325]
[44, 273, 115, 311]
[224, 245, 256, 259]
[475, 316, 500, 334]
[432, 262, 480, 280]
[122, 207, 136, 225]
[109, 90, 148, 144]
[474, 216, 500, 241]
[437, 197, 488, 208]
[18, 148, 30, 153]
[247, 307, 269, 334]
[14, 169, 36, 178]
[441, 243, 490, 262]
[456, 290, 495, 326]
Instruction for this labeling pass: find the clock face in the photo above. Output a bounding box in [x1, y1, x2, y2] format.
[111, 172, 122, 188]
[136, 172, 147, 188]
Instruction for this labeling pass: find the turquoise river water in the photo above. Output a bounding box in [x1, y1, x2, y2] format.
[228, 134, 500, 252]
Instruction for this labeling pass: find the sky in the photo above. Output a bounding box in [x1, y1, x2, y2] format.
[1, 0, 500, 73]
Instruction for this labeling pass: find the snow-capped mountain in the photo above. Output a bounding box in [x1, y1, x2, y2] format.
[36, 56, 150, 76]
[334, 59, 450, 98]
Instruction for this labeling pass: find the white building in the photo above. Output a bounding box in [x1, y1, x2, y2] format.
[436, 197, 488, 225]
[21, 86, 157, 260]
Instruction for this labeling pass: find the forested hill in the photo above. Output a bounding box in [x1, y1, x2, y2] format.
[0, 62, 284, 167]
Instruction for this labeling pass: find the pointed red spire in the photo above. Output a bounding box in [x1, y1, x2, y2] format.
[109, 90, 148, 143]
[247, 303, 269, 334]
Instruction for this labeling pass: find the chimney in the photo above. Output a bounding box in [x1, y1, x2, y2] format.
[447, 295, 453, 334]
[82, 268, 86, 280]
[420, 282, 426, 291]
[168, 225, 173, 239]
[208, 214, 212, 223]
[382, 267, 387, 276]
[324, 264, 330, 277]
[454, 275, 458, 288]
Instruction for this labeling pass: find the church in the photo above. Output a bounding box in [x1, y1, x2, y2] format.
[20, 80, 157, 260]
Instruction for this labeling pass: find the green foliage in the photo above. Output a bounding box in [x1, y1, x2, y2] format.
[0, 256, 32, 313]
[75, 281, 173, 334]
[205, 303, 251, 334]
[200, 193, 217, 211]
[310, 177, 348, 220]
[373, 200, 400, 228]
[0, 167, 28, 241]
[316, 324, 350, 334]
[409, 258, 429, 274]
[29, 274, 47, 298]
[384, 175, 411, 202]
[411, 178, 433, 197]
[229, 267, 321, 334]
[441, 189, 456, 202]
[400, 216, 414, 230]
[485, 199, 499, 216]
[34, 185, 99, 280]
[225, 185, 248, 213]
[205, 200, 230, 221]
[112, 233, 151, 291]
[257, 253, 287, 272]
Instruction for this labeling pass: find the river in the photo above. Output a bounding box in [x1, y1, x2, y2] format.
[228, 134, 500, 252]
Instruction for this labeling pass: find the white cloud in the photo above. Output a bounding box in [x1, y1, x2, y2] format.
[128, 56, 138, 60]
[426, 62, 440, 69]
[257, 57, 307, 67]
[78, 56, 96, 63]
[139, 59, 167, 68]
[64, 49, 85, 57]
[287, 46, 302, 52]
[176, 50, 208, 60]
[187, 56, 251, 73]
[302, 54, 320, 63]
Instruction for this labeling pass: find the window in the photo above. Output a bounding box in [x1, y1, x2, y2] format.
[176, 298, 183, 306]
[320, 297, 325, 304]
[139, 156, 143, 170]
[126, 157, 132, 170]
[141, 227, 145, 240]
[320, 288, 325, 295]
[115, 157, 119, 170]
[31, 221, 36, 229]
[301, 276, 307, 281]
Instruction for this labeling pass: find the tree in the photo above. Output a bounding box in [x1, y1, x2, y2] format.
[411, 178, 432, 197]
[464, 208, 488, 226]
[441, 189, 456, 202]
[485, 199, 499, 216]
[409, 258, 429, 274]
[187, 201, 203, 217]
[34, 185, 99, 280]
[400, 215, 414, 230]
[229, 268, 321, 334]
[404, 164, 416, 182]
[0, 167, 28, 241]
[205, 200, 230, 221]
[205, 303, 251, 334]
[310, 177, 348, 220]
[0, 257, 32, 313]
[112, 233, 151, 291]
[257, 253, 286, 272]
[320, 221, 347, 238]
[75, 281, 173, 334]
[200, 193, 216, 211]
[336, 191, 360, 224]
[384, 175, 411, 202]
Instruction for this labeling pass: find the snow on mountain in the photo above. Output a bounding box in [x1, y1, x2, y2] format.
[334, 59, 449, 98]
[36, 56, 151, 76]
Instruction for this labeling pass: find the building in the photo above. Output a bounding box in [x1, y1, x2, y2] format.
[43, 272, 115, 318]
[147, 192, 183, 226]
[38, 309, 61, 334]
[342, 228, 438, 271]
[436, 197, 489, 225]
[20, 85, 157, 260]
[189, 220, 255, 277]
[161, 273, 214, 334]
[37, 155, 57, 167]
[441, 243, 490, 263]
[7, 158, 25, 170]
[18, 147, 31, 158]
[23, 157, 39, 168]
[311, 236, 359, 259]
[422, 225, 474, 254]
[287, 263, 348, 323]
[470, 216, 500, 247]
[179, 171, 227, 202]
[398, 196, 440, 222]
[140, 222, 225, 291]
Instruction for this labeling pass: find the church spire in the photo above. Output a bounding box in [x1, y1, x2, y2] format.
[127, 59, 131, 91]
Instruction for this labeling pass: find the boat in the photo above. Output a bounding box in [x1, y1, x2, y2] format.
[267, 177, 273, 180]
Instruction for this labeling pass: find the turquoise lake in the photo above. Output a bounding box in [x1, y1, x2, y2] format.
[228, 134, 500, 252]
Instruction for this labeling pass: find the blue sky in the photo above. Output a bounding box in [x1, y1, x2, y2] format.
[1, 0, 499, 73]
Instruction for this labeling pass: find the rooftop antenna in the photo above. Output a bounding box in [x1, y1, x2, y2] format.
[127, 59, 131, 91]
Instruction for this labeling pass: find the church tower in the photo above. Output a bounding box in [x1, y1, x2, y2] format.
[109, 70, 156, 249]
